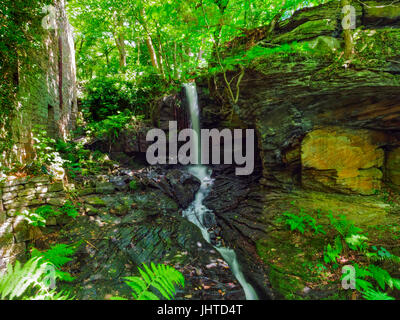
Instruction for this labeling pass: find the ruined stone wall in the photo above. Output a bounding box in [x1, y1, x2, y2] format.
[11, 0, 77, 163]
[0, 175, 66, 271]
[0, 0, 77, 272]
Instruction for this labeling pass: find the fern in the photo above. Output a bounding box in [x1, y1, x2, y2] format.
[278, 209, 325, 235]
[112, 263, 184, 300]
[362, 288, 395, 301]
[0, 258, 71, 300]
[31, 243, 78, 282]
[323, 236, 343, 264]
[352, 264, 399, 300]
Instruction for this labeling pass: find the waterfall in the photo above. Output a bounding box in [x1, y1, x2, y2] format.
[182, 83, 258, 300]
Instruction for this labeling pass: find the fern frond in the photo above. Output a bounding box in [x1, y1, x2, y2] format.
[0, 258, 71, 300]
[31, 243, 76, 268]
[31, 243, 77, 282]
[361, 288, 395, 300]
[114, 263, 184, 300]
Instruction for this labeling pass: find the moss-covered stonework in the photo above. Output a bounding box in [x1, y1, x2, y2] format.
[0, 175, 66, 271]
[7, 0, 77, 166]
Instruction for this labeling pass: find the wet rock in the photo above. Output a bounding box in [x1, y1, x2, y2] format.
[0, 211, 5, 224]
[0, 221, 14, 246]
[109, 175, 131, 192]
[56, 191, 245, 300]
[204, 165, 273, 299]
[133, 168, 201, 209]
[46, 217, 58, 226]
[165, 170, 201, 208]
[12, 216, 33, 242]
[47, 198, 67, 206]
[78, 188, 96, 196]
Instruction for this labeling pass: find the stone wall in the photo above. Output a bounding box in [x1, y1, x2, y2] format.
[0, 175, 66, 271]
[10, 0, 77, 164]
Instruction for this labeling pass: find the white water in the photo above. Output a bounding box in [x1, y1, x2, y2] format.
[182, 83, 258, 300]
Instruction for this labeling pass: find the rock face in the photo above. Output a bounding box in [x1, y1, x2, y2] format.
[387, 148, 400, 186]
[198, 1, 400, 193]
[194, 0, 400, 299]
[133, 168, 201, 209]
[204, 165, 273, 299]
[301, 127, 385, 195]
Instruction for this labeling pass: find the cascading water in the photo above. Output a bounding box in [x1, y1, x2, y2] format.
[182, 83, 258, 300]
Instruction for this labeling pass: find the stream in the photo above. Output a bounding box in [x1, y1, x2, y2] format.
[182, 83, 258, 300]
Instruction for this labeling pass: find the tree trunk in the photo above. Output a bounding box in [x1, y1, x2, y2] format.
[114, 32, 127, 69]
[342, 0, 354, 59]
[139, 7, 159, 72]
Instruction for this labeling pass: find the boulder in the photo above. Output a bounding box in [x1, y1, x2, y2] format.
[134, 168, 201, 209]
[165, 170, 201, 208]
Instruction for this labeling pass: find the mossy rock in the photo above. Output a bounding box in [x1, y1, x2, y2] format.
[84, 196, 107, 207]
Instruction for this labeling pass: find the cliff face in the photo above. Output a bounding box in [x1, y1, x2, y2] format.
[198, 0, 400, 297]
[199, 0, 400, 195]
[10, 0, 77, 164]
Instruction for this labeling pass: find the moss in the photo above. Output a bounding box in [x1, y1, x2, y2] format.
[353, 28, 400, 68]
[85, 196, 107, 207]
[272, 19, 337, 44]
[256, 192, 400, 299]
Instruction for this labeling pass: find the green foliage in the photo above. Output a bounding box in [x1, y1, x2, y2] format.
[323, 236, 343, 265]
[18, 202, 79, 227]
[0, 258, 71, 300]
[361, 288, 395, 301]
[87, 110, 145, 142]
[0, 0, 52, 155]
[281, 204, 400, 300]
[278, 208, 325, 235]
[214, 41, 314, 75]
[59, 201, 79, 219]
[31, 243, 78, 283]
[81, 76, 155, 121]
[18, 209, 48, 227]
[66, 0, 328, 85]
[129, 180, 139, 191]
[25, 126, 67, 176]
[56, 140, 97, 178]
[345, 263, 400, 300]
[328, 212, 363, 238]
[112, 263, 184, 300]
